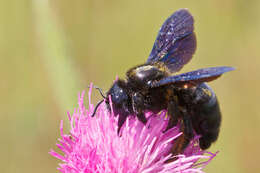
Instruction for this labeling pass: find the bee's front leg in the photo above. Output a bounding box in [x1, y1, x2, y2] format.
[132, 92, 147, 124]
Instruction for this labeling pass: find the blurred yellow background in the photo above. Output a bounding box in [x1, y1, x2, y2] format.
[1, 0, 259, 172]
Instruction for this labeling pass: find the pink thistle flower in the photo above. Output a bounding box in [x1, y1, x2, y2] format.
[50, 85, 217, 173]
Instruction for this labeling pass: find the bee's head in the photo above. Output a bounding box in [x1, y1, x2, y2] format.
[90, 80, 130, 117]
[106, 79, 132, 135]
[106, 80, 130, 114]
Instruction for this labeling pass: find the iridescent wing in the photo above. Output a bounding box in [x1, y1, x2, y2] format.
[147, 9, 196, 73]
[151, 66, 235, 88]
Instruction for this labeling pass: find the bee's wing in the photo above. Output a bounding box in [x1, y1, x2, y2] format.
[147, 9, 196, 73]
[151, 67, 235, 87]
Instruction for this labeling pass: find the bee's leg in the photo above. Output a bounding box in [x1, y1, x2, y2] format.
[167, 127, 186, 161]
[181, 112, 194, 149]
[117, 113, 128, 135]
[168, 112, 194, 158]
[115, 100, 132, 135]
[136, 112, 147, 124]
[164, 100, 180, 132]
[132, 92, 147, 124]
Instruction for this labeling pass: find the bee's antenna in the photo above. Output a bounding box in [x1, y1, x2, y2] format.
[90, 100, 104, 117]
[88, 85, 106, 99]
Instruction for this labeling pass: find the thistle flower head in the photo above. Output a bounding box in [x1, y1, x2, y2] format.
[50, 85, 217, 173]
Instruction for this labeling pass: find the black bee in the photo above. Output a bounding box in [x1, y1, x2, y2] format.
[91, 9, 234, 153]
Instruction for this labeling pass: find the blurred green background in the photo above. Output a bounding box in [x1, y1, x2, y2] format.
[1, 0, 259, 172]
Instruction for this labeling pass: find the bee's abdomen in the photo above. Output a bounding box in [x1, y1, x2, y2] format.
[191, 83, 221, 149]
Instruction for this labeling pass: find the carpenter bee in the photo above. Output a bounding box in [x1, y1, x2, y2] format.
[91, 9, 234, 153]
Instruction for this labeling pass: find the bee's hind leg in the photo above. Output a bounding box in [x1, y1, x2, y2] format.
[164, 99, 180, 132]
